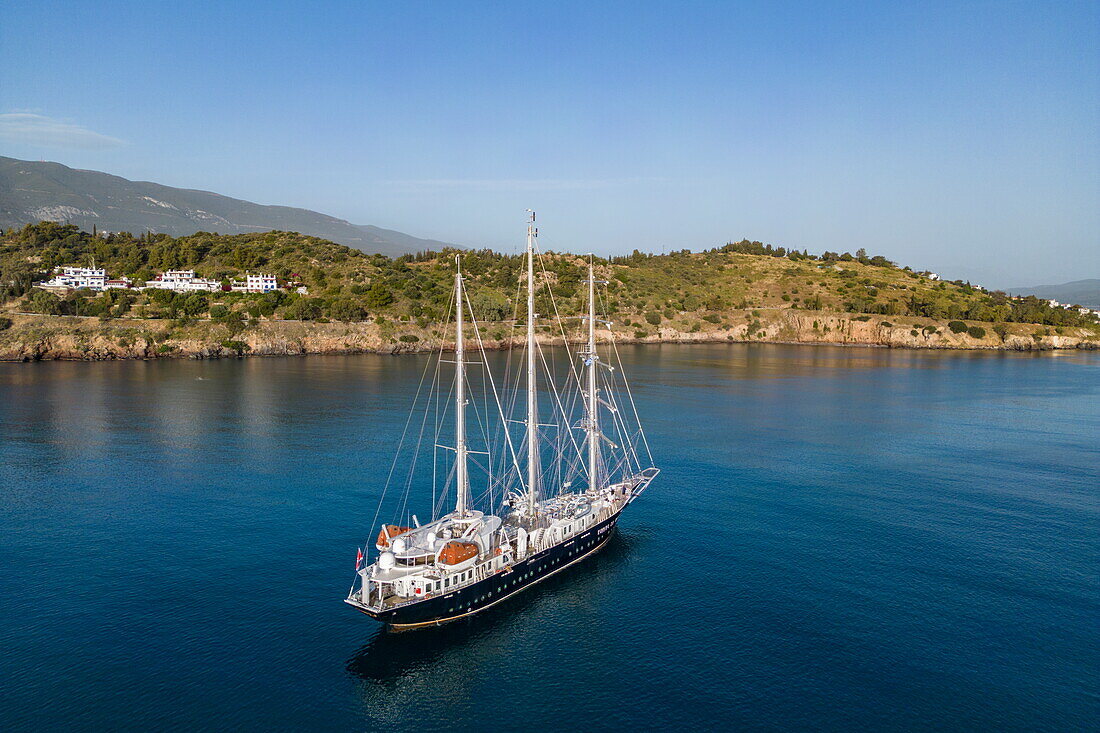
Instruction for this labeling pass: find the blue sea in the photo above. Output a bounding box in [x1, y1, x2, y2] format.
[1, 344, 1097, 730]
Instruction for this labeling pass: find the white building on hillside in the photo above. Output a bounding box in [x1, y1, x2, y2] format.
[39, 266, 108, 291]
[230, 273, 278, 293]
[143, 270, 220, 292]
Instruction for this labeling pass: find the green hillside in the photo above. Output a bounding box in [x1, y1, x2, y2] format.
[1, 222, 1095, 337]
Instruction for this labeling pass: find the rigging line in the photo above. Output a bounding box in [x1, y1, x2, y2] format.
[553, 355, 586, 496]
[534, 246, 586, 391]
[479, 327, 496, 509]
[466, 293, 509, 492]
[609, 295, 655, 467]
[465, 284, 526, 498]
[593, 283, 636, 472]
[425, 285, 459, 522]
[433, 461, 457, 519]
[404, 304, 460, 526]
[601, 352, 640, 475]
[534, 335, 586, 472]
[431, 277, 458, 520]
[605, 449, 632, 483]
[430, 371, 458, 511]
[606, 395, 637, 475]
[399, 325, 451, 523]
[464, 341, 498, 510]
[366, 315, 444, 552]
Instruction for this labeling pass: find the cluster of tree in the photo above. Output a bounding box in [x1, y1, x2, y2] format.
[3, 222, 1095, 332]
[23, 287, 137, 318]
[713, 240, 893, 267]
[842, 290, 1094, 327]
[0, 222, 360, 295]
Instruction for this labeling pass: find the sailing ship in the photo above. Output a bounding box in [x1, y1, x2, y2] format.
[345, 212, 658, 629]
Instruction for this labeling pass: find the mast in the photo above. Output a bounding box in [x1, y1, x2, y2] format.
[586, 259, 600, 492]
[525, 210, 539, 517]
[454, 257, 469, 516]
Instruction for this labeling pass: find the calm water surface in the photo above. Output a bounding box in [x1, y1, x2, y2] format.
[1, 344, 1097, 730]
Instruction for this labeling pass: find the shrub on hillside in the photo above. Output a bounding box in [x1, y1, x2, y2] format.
[24, 289, 66, 315]
[365, 282, 394, 309]
[284, 297, 323, 321]
[327, 297, 368, 322]
[0, 316, 12, 331]
[645, 312, 662, 326]
[948, 320, 968, 333]
[967, 326, 986, 339]
[220, 339, 251, 352]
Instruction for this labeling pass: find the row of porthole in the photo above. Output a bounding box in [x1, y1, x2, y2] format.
[444, 536, 600, 614]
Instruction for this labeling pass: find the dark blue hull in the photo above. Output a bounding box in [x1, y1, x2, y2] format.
[356, 508, 622, 628]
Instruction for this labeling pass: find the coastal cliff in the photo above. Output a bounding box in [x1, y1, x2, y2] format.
[2, 309, 1094, 361]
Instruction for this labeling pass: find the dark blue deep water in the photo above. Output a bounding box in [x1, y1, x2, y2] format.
[1, 344, 1098, 731]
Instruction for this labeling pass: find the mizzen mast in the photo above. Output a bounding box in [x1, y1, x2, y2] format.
[525, 210, 539, 518]
[454, 256, 470, 516]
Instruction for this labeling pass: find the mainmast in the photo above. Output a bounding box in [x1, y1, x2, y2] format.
[525, 211, 539, 517]
[586, 259, 600, 492]
[454, 257, 469, 516]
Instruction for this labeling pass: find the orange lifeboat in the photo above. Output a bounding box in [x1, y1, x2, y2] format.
[437, 541, 479, 565]
[376, 525, 411, 548]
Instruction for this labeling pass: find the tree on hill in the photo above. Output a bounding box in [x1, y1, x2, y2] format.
[2, 222, 1096, 331]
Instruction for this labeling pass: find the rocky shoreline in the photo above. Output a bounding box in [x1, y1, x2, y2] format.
[1, 309, 1096, 362]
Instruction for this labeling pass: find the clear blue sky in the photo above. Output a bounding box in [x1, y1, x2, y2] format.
[1, 1, 1097, 286]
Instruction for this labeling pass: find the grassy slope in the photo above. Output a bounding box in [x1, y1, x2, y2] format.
[1, 223, 1097, 358]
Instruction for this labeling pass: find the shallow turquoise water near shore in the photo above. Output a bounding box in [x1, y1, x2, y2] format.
[1, 344, 1098, 730]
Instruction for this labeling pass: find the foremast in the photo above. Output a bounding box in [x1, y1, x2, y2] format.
[525, 211, 540, 519]
[454, 257, 470, 516]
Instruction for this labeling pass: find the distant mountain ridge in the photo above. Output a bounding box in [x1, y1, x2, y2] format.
[0, 156, 455, 257]
[1010, 279, 1100, 308]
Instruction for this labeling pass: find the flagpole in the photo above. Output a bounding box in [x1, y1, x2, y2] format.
[348, 546, 363, 599]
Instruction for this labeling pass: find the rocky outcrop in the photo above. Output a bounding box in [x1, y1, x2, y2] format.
[1, 309, 1096, 361]
[634, 310, 1098, 350]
